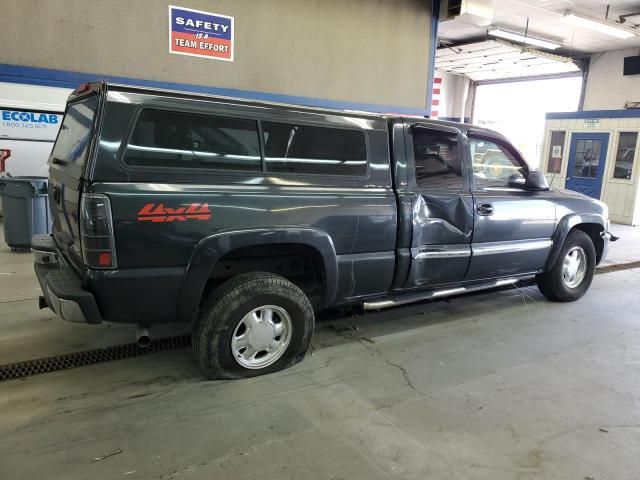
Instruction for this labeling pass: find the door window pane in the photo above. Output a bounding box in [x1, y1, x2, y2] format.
[573, 139, 603, 178]
[613, 132, 637, 180]
[547, 131, 565, 174]
[124, 109, 261, 171]
[412, 128, 463, 189]
[469, 137, 527, 188]
[262, 122, 367, 175]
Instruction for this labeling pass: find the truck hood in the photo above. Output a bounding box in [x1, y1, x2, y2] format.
[551, 187, 609, 221]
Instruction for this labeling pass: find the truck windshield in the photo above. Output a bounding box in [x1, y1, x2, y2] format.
[50, 95, 98, 165]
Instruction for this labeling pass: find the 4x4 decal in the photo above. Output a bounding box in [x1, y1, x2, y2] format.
[137, 203, 212, 223]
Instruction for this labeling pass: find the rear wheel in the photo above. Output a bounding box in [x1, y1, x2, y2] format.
[536, 230, 596, 302]
[193, 272, 314, 379]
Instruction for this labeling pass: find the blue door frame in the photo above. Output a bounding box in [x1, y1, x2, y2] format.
[566, 133, 609, 199]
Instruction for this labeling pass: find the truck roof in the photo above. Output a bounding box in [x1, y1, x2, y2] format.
[72, 81, 499, 137]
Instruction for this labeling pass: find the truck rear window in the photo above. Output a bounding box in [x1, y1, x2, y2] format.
[123, 109, 261, 171]
[50, 96, 98, 165]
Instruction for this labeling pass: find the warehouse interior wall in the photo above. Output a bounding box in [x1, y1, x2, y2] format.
[0, 0, 434, 114]
[583, 47, 640, 110]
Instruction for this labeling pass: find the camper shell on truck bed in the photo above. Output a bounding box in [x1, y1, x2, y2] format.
[33, 81, 613, 378]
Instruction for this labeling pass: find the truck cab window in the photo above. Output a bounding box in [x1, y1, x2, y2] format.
[412, 128, 463, 190]
[469, 137, 527, 189]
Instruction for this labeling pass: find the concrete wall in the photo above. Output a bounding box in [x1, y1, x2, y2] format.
[0, 0, 433, 112]
[583, 48, 640, 111]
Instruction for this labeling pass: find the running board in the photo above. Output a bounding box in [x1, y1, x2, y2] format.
[362, 278, 520, 311]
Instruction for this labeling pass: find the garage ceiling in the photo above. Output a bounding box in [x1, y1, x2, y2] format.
[439, 0, 640, 54]
[436, 39, 580, 81]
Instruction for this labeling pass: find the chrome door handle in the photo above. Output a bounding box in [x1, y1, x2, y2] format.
[476, 203, 494, 216]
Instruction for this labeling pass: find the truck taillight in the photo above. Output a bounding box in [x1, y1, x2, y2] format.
[80, 193, 117, 269]
[74, 83, 91, 94]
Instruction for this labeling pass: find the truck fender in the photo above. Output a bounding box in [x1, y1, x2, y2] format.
[545, 213, 606, 270]
[177, 227, 338, 322]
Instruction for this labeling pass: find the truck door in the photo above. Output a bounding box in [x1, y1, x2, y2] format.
[466, 132, 555, 280]
[400, 122, 473, 289]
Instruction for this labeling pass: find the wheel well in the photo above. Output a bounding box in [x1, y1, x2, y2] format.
[571, 223, 604, 264]
[206, 243, 326, 307]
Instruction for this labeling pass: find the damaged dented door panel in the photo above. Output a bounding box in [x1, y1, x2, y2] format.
[465, 131, 555, 280]
[400, 121, 474, 288]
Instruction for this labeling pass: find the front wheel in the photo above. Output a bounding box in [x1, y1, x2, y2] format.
[536, 230, 596, 302]
[193, 272, 315, 379]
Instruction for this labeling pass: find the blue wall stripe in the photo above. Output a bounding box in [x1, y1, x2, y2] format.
[546, 109, 640, 119]
[0, 63, 429, 116]
[425, 0, 440, 117]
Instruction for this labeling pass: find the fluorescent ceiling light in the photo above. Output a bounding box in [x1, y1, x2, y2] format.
[488, 28, 561, 49]
[563, 12, 636, 39]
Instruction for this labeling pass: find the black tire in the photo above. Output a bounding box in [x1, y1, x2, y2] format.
[193, 272, 314, 379]
[536, 230, 596, 302]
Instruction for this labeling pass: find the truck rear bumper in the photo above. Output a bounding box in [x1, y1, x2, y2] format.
[32, 234, 184, 325]
[33, 235, 103, 325]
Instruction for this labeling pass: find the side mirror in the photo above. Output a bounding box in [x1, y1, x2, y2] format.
[524, 170, 550, 191]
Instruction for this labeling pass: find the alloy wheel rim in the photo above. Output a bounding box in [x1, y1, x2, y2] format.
[562, 246, 587, 289]
[231, 305, 292, 369]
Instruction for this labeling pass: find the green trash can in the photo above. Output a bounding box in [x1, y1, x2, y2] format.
[0, 177, 51, 250]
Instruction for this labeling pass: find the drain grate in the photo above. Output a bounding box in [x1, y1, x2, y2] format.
[0, 335, 190, 382]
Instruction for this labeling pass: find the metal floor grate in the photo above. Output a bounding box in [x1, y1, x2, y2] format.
[0, 335, 191, 382]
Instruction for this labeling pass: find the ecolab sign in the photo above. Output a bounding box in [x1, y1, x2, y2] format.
[169, 5, 234, 61]
[2, 110, 59, 125]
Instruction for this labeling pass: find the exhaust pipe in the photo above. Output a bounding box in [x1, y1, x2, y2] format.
[136, 324, 151, 348]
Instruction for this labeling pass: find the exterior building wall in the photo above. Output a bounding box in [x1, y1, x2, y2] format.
[541, 114, 640, 225]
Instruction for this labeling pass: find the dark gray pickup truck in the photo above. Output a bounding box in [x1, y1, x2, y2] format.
[33, 82, 614, 379]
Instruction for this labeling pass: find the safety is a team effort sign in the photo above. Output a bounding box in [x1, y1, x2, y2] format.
[169, 5, 234, 62]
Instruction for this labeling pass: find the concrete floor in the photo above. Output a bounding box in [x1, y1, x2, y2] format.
[602, 223, 640, 266]
[1, 228, 640, 479]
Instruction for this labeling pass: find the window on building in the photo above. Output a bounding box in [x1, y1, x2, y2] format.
[572, 139, 603, 178]
[613, 132, 638, 180]
[124, 109, 261, 171]
[546, 131, 565, 174]
[469, 137, 527, 188]
[411, 128, 463, 190]
[262, 122, 367, 176]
